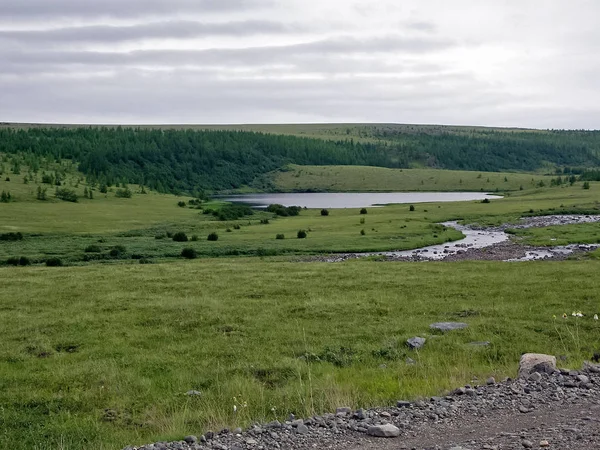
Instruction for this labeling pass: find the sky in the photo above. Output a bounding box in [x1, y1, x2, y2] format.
[1, 0, 599, 128]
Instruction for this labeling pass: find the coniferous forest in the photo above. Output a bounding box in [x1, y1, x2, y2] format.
[1, 126, 600, 193]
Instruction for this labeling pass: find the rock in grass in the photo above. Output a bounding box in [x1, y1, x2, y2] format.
[184, 435, 198, 444]
[367, 423, 401, 437]
[430, 322, 468, 332]
[406, 337, 426, 350]
[518, 353, 556, 378]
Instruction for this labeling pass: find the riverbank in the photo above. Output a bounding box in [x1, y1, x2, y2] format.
[305, 215, 600, 263]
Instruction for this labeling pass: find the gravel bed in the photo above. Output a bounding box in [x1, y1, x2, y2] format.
[124, 362, 600, 450]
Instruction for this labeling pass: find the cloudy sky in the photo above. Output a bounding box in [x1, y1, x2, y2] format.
[1, 0, 598, 128]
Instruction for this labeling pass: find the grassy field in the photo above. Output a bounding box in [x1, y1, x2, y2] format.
[271, 165, 550, 193]
[507, 223, 600, 246]
[1, 259, 599, 450]
[2, 164, 599, 264]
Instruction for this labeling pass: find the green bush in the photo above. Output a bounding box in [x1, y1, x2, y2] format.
[583, 181, 591, 189]
[207, 232, 219, 241]
[109, 245, 127, 257]
[214, 204, 253, 221]
[6, 257, 20, 266]
[276, 234, 285, 240]
[481, 198, 491, 204]
[0, 232, 23, 241]
[181, 248, 198, 259]
[84, 245, 102, 253]
[266, 204, 301, 216]
[45, 258, 63, 267]
[360, 208, 368, 214]
[409, 205, 415, 211]
[191, 235, 199, 241]
[320, 209, 329, 216]
[360, 229, 366, 235]
[177, 201, 186, 207]
[172, 231, 188, 242]
[115, 188, 132, 198]
[55, 188, 78, 202]
[19, 256, 31, 266]
[260, 218, 270, 224]
[233, 224, 241, 230]
[297, 230, 307, 239]
[139, 258, 151, 264]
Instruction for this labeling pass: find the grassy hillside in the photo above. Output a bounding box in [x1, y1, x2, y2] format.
[1, 258, 599, 449]
[1, 125, 600, 194]
[272, 165, 550, 192]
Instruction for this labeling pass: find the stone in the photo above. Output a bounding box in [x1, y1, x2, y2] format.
[367, 424, 401, 438]
[397, 400, 411, 408]
[577, 374, 590, 383]
[540, 440, 550, 447]
[528, 372, 542, 382]
[233, 427, 242, 434]
[336, 407, 352, 415]
[406, 357, 416, 365]
[429, 322, 469, 332]
[183, 436, 197, 444]
[245, 438, 258, 445]
[522, 440, 533, 448]
[354, 408, 367, 420]
[185, 390, 201, 396]
[296, 424, 309, 434]
[469, 341, 491, 347]
[518, 353, 556, 378]
[406, 337, 426, 350]
[486, 377, 496, 385]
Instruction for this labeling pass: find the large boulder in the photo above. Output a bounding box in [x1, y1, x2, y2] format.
[518, 353, 556, 378]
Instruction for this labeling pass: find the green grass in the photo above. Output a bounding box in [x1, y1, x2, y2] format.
[507, 223, 600, 246]
[0, 259, 599, 450]
[272, 165, 549, 192]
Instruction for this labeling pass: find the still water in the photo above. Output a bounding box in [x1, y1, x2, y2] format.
[218, 192, 502, 209]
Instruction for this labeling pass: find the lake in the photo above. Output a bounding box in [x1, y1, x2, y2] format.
[217, 192, 503, 209]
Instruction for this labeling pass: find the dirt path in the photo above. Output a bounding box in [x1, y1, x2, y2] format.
[346, 399, 600, 450]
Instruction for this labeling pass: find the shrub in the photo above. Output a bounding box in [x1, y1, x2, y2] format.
[583, 181, 591, 189]
[155, 233, 166, 239]
[207, 232, 219, 241]
[297, 230, 307, 239]
[409, 205, 415, 211]
[6, 257, 20, 266]
[360, 229, 366, 235]
[320, 209, 329, 216]
[139, 258, 151, 264]
[266, 204, 302, 216]
[226, 228, 232, 232]
[177, 201, 186, 207]
[45, 258, 63, 267]
[19, 256, 31, 266]
[109, 245, 127, 257]
[481, 198, 490, 204]
[55, 188, 78, 202]
[233, 224, 241, 230]
[260, 218, 270, 224]
[360, 208, 368, 214]
[276, 233, 285, 240]
[84, 244, 102, 253]
[181, 248, 198, 259]
[360, 218, 365, 224]
[191, 235, 199, 241]
[172, 231, 188, 242]
[0, 232, 23, 241]
[1, 190, 12, 202]
[115, 188, 132, 198]
[215, 204, 253, 221]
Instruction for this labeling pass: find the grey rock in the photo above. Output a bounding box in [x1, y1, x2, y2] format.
[185, 390, 201, 396]
[486, 377, 496, 385]
[577, 374, 590, 383]
[183, 436, 197, 444]
[397, 400, 411, 408]
[354, 408, 368, 419]
[528, 372, 542, 382]
[405, 357, 416, 365]
[430, 322, 469, 332]
[296, 424, 309, 434]
[469, 341, 491, 347]
[336, 407, 352, 415]
[233, 427, 242, 434]
[518, 353, 556, 378]
[522, 440, 534, 448]
[367, 423, 401, 437]
[406, 337, 426, 350]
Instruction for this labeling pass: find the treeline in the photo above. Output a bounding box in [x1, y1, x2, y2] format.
[1, 127, 600, 194]
[0, 128, 391, 193]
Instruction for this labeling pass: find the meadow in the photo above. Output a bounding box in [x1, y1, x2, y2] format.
[1, 259, 599, 450]
[2, 158, 600, 449]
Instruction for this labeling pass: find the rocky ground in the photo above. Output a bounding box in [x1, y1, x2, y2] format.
[124, 361, 600, 450]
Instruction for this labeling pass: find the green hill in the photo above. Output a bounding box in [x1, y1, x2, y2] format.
[1, 124, 600, 194]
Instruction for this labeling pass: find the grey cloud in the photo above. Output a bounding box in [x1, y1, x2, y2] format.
[0, 20, 304, 45]
[1, 35, 455, 70]
[0, 0, 271, 20]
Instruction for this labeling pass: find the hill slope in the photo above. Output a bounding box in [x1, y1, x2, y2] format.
[1, 124, 600, 193]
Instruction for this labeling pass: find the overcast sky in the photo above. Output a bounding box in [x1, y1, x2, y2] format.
[1, 0, 599, 128]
